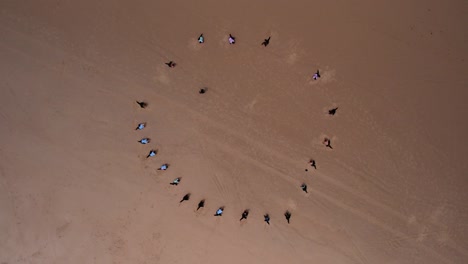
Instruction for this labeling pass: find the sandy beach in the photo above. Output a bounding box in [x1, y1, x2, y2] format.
[1, 0, 467, 263]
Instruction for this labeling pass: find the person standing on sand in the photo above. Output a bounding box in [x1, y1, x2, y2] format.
[261, 36, 271, 47]
[328, 107, 338, 115]
[323, 138, 333, 149]
[198, 34, 204, 43]
[240, 210, 249, 221]
[264, 214, 270, 225]
[170, 178, 180, 185]
[199, 88, 206, 94]
[313, 70, 321, 80]
[135, 122, 146, 130]
[146, 150, 157, 158]
[301, 183, 308, 193]
[305, 159, 317, 171]
[180, 193, 190, 203]
[136, 101, 148, 108]
[214, 207, 224, 216]
[228, 34, 236, 44]
[138, 138, 150, 144]
[284, 211, 291, 224]
[157, 163, 169, 171]
[310, 159, 317, 169]
[197, 200, 205, 210]
[165, 61, 176, 68]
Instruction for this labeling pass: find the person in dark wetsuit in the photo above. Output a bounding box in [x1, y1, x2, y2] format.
[240, 210, 249, 221]
[301, 183, 308, 193]
[264, 214, 270, 225]
[136, 101, 148, 108]
[284, 211, 291, 224]
[197, 200, 205, 210]
[180, 193, 190, 203]
[328, 107, 338, 115]
[305, 159, 317, 171]
[261, 36, 271, 47]
[324, 138, 333, 149]
[199, 88, 206, 94]
[165, 61, 176, 68]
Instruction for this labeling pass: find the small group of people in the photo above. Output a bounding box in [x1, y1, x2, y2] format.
[166, 33, 321, 81]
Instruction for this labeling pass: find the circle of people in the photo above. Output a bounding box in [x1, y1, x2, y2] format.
[135, 33, 339, 225]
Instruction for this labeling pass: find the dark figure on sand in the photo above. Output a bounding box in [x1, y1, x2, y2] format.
[329, 107, 338, 115]
[136, 101, 148, 108]
[180, 193, 190, 203]
[261, 36, 271, 47]
[301, 183, 308, 193]
[284, 211, 291, 224]
[170, 178, 180, 186]
[324, 138, 333, 149]
[310, 159, 317, 169]
[214, 207, 224, 216]
[199, 88, 206, 94]
[146, 150, 157, 158]
[240, 210, 249, 221]
[198, 34, 204, 43]
[228, 34, 236, 44]
[305, 159, 317, 171]
[264, 214, 270, 225]
[165, 61, 176, 68]
[313, 70, 321, 80]
[197, 200, 205, 210]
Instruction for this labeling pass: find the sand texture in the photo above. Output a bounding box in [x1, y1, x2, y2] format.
[1, 0, 467, 263]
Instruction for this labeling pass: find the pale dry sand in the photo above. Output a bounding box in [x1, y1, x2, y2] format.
[1, 0, 467, 263]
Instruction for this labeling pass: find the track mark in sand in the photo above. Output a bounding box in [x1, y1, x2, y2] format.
[153, 66, 170, 85]
[342, 230, 370, 264]
[286, 53, 298, 65]
[285, 39, 302, 65]
[244, 97, 258, 111]
[211, 173, 230, 201]
[56, 221, 71, 238]
[287, 198, 298, 210]
[187, 38, 202, 51]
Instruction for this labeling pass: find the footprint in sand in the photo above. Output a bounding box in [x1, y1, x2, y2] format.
[153, 66, 170, 85]
[187, 38, 203, 51]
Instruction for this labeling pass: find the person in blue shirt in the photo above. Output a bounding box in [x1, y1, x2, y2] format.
[135, 123, 146, 130]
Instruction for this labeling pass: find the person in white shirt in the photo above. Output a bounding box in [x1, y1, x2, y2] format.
[146, 150, 157, 158]
[158, 164, 169, 171]
[214, 207, 224, 216]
